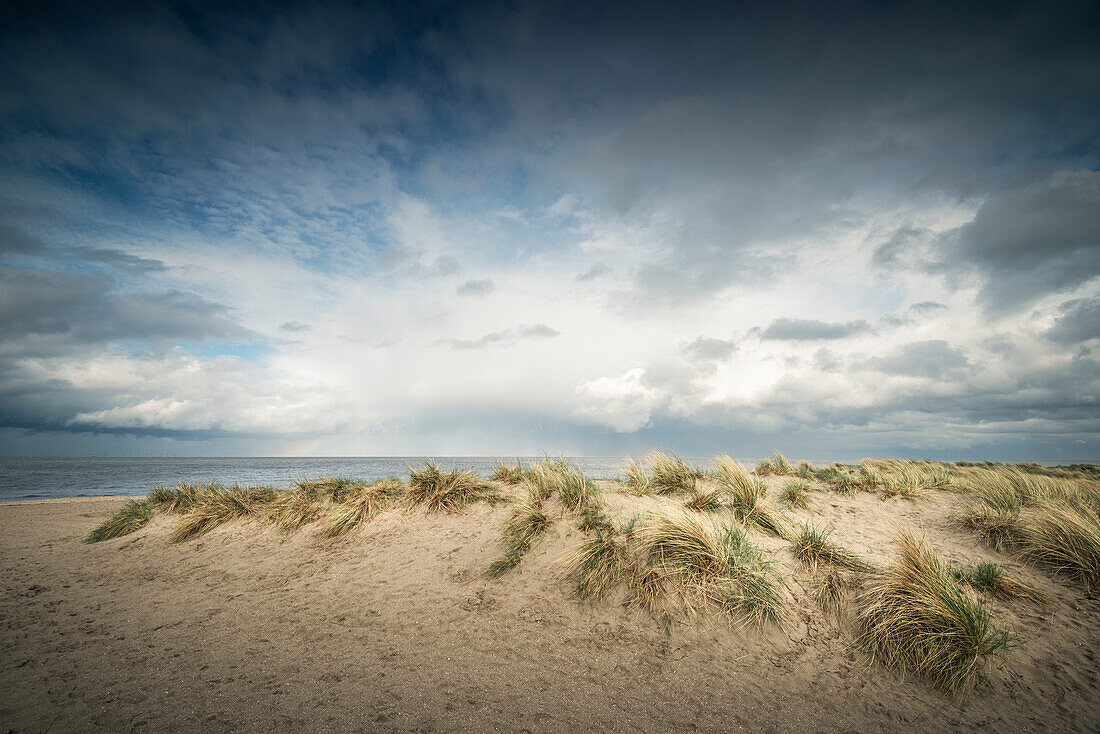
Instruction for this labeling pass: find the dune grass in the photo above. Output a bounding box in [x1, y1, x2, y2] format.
[634, 508, 784, 628]
[753, 458, 776, 476]
[711, 455, 794, 536]
[319, 478, 405, 539]
[147, 485, 180, 511]
[955, 466, 1100, 590]
[646, 450, 699, 494]
[795, 460, 816, 479]
[267, 484, 323, 532]
[723, 475, 791, 538]
[491, 461, 526, 485]
[814, 459, 954, 498]
[1017, 505, 1100, 592]
[878, 462, 926, 500]
[563, 526, 628, 600]
[684, 487, 726, 512]
[522, 461, 559, 503]
[488, 491, 554, 577]
[84, 499, 153, 543]
[556, 466, 602, 513]
[949, 562, 1047, 604]
[147, 481, 206, 514]
[815, 568, 847, 617]
[778, 478, 811, 509]
[626, 566, 665, 613]
[790, 524, 873, 572]
[956, 505, 1022, 552]
[293, 476, 364, 504]
[623, 456, 652, 494]
[407, 461, 503, 513]
[855, 530, 1010, 693]
[578, 503, 616, 534]
[171, 484, 279, 542]
[711, 454, 755, 495]
[770, 451, 793, 475]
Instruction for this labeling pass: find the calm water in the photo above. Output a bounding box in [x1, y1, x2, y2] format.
[0, 457, 706, 501]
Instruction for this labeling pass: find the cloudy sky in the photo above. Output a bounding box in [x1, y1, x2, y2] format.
[1, 1, 1098, 459]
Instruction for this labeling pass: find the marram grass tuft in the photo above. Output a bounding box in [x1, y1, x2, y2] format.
[646, 450, 699, 494]
[85, 499, 153, 543]
[855, 530, 1010, 693]
[407, 461, 503, 513]
[171, 484, 278, 542]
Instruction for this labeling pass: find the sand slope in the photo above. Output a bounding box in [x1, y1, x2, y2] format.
[2, 485, 1100, 732]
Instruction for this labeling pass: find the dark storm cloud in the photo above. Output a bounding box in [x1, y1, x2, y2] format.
[0, 224, 47, 253]
[0, 266, 248, 357]
[437, 323, 560, 350]
[454, 1, 1099, 303]
[865, 340, 970, 380]
[760, 318, 873, 341]
[1046, 296, 1100, 345]
[944, 171, 1100, 313]
[72, 247, 168, 273]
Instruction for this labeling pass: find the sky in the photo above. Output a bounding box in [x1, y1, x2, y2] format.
[0, 0, 1098, 460]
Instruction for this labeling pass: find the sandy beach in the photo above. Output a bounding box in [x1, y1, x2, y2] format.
[3, 471, 1100, 734]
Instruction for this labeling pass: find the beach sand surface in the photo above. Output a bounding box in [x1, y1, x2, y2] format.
[2, 488, 1100, 732]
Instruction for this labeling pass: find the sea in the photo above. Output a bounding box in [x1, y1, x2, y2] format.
[0, 456, 710, 502]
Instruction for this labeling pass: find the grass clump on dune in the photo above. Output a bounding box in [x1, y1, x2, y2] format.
[562, 514, 659, 606]
[710, 452, 794, 536]
[684, 488, 726, 512]
[795, 460, 816, 479]
[171, 484, 278, 542]
[623, 456, 652, 494]
[85, 499, 153, 543]
[949, 562, 1047, 604]
[407, 461, 503, 513]
[488, 491, 553, 577]
[320, 478, 405, 539]
[491, 461, 526, 485]
[753, 457, 776, 476]
[791, 524, 873, 572]
[712, 455, 792, 536]
[956, 505, 1022, 552]
[521, 461, 559, 503]
[1017, 505, 1100, 592]
[753, 451, 793, 477]
[646, 450, 699, 494]
[293, 476, 366, 504]
[726, 476, 791, 538]
[267, 484, 323, 532]
[556, 466, 602, 513]
[563, 526, 629, 600]
[955, 466, 1100, 590]
[770, 451, 793, 475]
[855, 530, 1010, 693]
[778, 479, 811, 509]
[634, 508, 784, 629]
[147, 481, 206, 514]
[815, 569, 848, 618]
[711, 454, 755, 495]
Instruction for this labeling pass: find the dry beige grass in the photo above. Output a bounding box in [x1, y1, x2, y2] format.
[855, 530, 1010, 693]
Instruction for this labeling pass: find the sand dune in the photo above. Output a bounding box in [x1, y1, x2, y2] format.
[3, 474, 1100, 732]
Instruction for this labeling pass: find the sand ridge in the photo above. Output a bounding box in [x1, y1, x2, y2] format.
[2, 479, 1100, 732]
